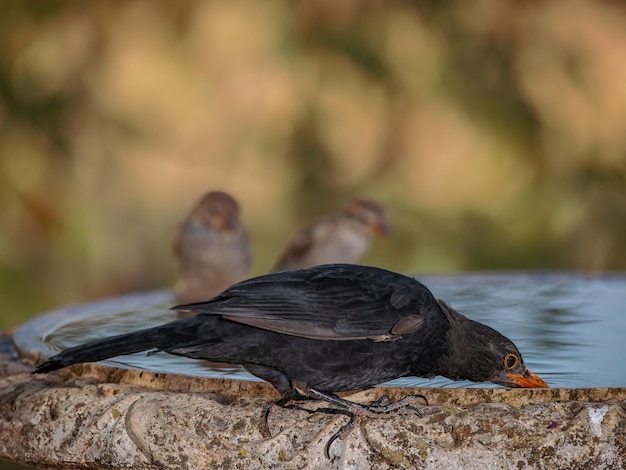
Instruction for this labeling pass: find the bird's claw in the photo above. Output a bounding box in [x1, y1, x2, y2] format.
[406, 405, 423, 417]
[324, 411, 357, 459]
[262, 398, 294, 437]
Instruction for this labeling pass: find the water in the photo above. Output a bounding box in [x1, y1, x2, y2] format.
[28, 273, 626, 388]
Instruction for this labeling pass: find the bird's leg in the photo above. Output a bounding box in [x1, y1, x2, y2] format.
[292, 385, 429, 458]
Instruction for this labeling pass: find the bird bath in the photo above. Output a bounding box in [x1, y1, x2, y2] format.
[4, 272, 626, 469]
[13, 272, 626, 389]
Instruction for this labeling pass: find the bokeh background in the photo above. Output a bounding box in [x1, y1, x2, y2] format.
[1, 0, 625, 329]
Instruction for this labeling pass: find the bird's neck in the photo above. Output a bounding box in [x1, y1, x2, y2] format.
[433, 301, 491, 382]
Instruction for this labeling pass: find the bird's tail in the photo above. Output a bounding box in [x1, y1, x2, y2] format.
[32, 324, 178, 374]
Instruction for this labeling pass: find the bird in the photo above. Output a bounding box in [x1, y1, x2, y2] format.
[33, 264, 547, 457]
[271, 199, 391, 272]
[173, 191, 251, 305]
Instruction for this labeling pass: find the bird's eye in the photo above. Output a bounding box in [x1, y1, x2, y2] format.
[504, 354, 518, 370]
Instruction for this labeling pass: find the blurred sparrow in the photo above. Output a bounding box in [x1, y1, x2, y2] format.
[174, 191, 251, 304]
[271, 198, 391, 272]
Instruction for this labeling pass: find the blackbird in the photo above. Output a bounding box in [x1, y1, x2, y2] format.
[271, 199, 391, 272]
[173, 191, 251, 305]
[33, 264, 547, 456]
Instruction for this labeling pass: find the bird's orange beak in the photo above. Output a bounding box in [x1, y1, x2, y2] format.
[506, 369, 549, 388]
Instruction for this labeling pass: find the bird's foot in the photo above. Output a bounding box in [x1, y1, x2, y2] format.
[262, 390, 428, 458]
[302, 389, 429, 458]
[306, 388, 428, 418]
[314, 391, 428, 459]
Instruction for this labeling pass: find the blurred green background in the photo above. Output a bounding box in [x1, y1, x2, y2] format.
[1, 0, 625, 329]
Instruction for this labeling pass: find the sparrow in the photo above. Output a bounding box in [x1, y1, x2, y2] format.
[173, 191, 251, 304]
[271, 198, 391, 272]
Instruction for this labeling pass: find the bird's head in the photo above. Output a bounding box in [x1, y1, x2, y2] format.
[192, 191, 241, 230]
[436, 301, 548, 388]
[342, 199, 391, 238]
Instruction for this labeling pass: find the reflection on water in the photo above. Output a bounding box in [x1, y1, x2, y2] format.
[43, 273, 626, 388]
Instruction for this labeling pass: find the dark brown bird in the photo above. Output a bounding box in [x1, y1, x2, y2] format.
[33, 264, 547, 457]
[173, 191, 251, 304]
[271, 199, 391, 272]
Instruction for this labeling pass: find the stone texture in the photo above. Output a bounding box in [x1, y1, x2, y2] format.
[1, 331, 625, 469]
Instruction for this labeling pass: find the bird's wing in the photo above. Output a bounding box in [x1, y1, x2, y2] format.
[174, 264, 437, 341]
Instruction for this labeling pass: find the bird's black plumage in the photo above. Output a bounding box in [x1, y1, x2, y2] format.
[34, 264, 547, 393]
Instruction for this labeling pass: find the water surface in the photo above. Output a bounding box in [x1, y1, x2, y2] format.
[33, 273, 626, 388]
